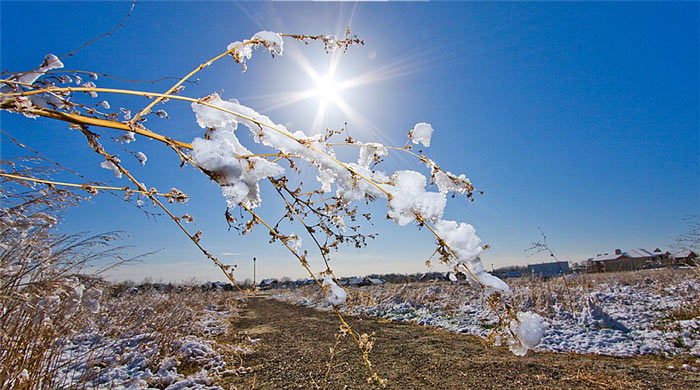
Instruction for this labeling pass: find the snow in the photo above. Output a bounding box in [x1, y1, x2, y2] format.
[323, 277, 347, 306]
[385, 170, 445, 226]
[54, 296, 250, 390]
[432, 169, 472, 195]
[433, 220, 510, 293]
[227, 31, 284, 71]
[190, 117, 284, 208]
[16, 54, 64, 85]
[136, 152, 148, 166]
[120, 108, 132, 121]
[189, 91, 502, 292]
[287, 234, 302, 254]
[509, 311, 548, 356]
[272, 271, 700, 358]
[81, 81, 98, 98]
[252, 31, 284, 56]
[411, 122, 434, 147]
[83, 288, 102, 314]
[101, 159, 122, 178]
[358, 142, 387, 168]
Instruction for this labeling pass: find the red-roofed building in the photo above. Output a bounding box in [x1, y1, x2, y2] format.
[588, 248, 670, 272]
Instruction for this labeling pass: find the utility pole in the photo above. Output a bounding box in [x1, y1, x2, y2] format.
[253, 257, 256, 286]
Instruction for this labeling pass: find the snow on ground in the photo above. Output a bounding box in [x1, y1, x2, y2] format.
[271, 269, 700, 358]
[55, 295, 253, 390]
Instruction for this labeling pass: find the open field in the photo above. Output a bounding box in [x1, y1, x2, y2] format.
[272, 269, 700, 358]
[225, 296, 700, 389]
[5, 271, 700, 389]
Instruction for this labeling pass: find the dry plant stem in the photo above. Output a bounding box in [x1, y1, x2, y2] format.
[0, 173, 171, 197]
[270, 180, 335, 275]
[328, 142, 474, 193]
[77, 128, 246, 293]
[127, 32, 313, 125]
[238, 202, 380, 383]
[59, 0, 136, 61]
[21, 105, 193, 150]
[416, 213, 515, 334]
[6, 86, 486, 286]
[130, 37, 274, 125]
[5, 86, 390, 194]
[238, 203, 320, 286]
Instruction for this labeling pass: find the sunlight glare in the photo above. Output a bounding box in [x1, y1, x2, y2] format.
[315, 74, 338, 103]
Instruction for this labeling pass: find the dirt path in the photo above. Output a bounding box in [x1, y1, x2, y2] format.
[222, 297, 699, 389]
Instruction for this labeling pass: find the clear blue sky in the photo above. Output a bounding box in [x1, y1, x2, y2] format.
[1, 1, 698, 282]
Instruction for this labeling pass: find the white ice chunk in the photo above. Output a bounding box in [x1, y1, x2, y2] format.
[83, 288, 102, 314]
[252, 31, 284, 55]
[323, 277, 346, 306]
[190, 126, 284, 208]
[358, 142, 388, 168]
[287, 234, 302, 254]
[117, 131, 136, 144]
[136, 152, 147, 166]
[509, 311, 548, 356]
[100, 159, 122, 178]
[411, 122, 434, 147]
[385, 170, 446, 226]
[16, 54, 64, 85]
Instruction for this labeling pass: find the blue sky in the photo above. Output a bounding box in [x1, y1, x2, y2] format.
[1, 1, 698, 282]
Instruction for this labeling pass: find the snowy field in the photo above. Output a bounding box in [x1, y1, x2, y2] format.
[4, 286, 257, 390]
[271, 269, 700, 359]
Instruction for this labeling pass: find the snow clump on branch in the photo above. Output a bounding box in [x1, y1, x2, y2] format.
[410, 122, 434, 147]
[508, 311, 548, 356]
[323, 277, 347, 306]
[191, 31, 511, 300]
[228, 31, 284, 71]
[189, 91, 508, 290]
[190, 117, 284, 209]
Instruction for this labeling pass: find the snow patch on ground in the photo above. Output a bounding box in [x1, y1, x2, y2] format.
[55, 302, 250, 389]
[272, 272, 700, 358]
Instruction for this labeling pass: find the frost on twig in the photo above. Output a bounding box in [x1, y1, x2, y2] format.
[227, 31, 284, 72]
[100, 159, 122, 178]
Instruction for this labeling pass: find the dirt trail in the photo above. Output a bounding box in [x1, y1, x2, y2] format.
[222, 297, 699, 389]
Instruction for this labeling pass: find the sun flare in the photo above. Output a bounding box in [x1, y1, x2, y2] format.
[315, 74, 338, 103]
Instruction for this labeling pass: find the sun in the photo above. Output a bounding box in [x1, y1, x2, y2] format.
[314, 73, 338, 103]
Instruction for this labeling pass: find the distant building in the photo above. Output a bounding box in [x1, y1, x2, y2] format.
[348, 277, 368, 286]
[259, 278, 279, 289]
[202, 281, 231, 290]
[527, 261, 569, 278]
[671, 250, 698, 265]
[589, 249, 668, 272]
[506, 270, 522, 278]
[418, 272, 447, 281]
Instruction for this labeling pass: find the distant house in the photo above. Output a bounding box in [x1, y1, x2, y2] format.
[347, 277, 369, 286]
[527, 261, 569, 278]
[671, 250, 698, 266]
[202, 281, 231, 290]
[259, 278, 279, 289]
[418, 272, 447, 282]
[589, 249, 668, 272]
[367, 278, 385, 285]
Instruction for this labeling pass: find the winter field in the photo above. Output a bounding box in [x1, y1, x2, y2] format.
[4, 270, 700, 389]
[272, 269, 700, 361]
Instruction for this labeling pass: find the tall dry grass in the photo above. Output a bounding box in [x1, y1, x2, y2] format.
[0, 162, 243, 389]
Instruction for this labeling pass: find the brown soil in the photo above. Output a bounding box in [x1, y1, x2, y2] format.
[222, 297, 700, 390]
